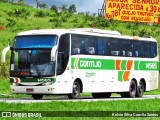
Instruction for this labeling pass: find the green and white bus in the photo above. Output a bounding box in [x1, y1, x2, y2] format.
[2, 28, 159, 99]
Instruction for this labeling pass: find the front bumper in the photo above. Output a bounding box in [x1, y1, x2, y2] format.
[11, 85, 55, 94]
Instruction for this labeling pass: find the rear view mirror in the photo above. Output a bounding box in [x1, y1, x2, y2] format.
[2, 46, 10, 63]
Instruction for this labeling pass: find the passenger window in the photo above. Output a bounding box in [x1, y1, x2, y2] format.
[151, 42, 157, 58]
[71, 35, 85, 55]
[134, 41, 144, 57]
[85, 36, 97, 55]
[122, 40, 133, 57]
[98, 37, 109, 55]
[144, 42, 151, 58]
[109, 38, 121, 56]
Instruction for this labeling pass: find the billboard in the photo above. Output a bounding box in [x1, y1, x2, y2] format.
[105, 0, 160, 23]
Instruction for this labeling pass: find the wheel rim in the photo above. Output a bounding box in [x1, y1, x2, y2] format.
[130, 82, 136, 96]
[130, 84, 136, 93]
[139, 82, 144, 95]
[73, 83, 79, 97]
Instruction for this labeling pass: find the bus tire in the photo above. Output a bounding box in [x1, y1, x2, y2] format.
[92, 93, 111, 98]
[136, 80, 144, 97]
[120, 80, 137, 98]
[68, 81, 80, 99]
[128, 80, 137, 98]
[32, 94, 43, 100]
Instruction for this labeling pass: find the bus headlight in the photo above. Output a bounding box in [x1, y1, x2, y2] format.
[12, 83, 19, 86]
[42, 82, 53, 86]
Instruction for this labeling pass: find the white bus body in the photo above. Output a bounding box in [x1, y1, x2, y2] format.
[2, 28, 159, 99]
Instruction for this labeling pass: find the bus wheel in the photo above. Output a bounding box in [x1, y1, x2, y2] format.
[92, 93, 111, 98]
[128, 80, 137, 98]
[32, 94, 43, 100]
[136, 81, 144, 97]
[120, 80, 136, 98]
[68, 81, 80, 99]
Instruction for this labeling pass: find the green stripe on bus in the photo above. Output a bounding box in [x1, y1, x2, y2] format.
[71, 58, 76, 69]
[134, 61, 158, 71]
[71, 57, 159, 71]
[134, 61, 139, 70]
[118, 71, 124, 82]
[121, 60, 127, 70]
[76, 58, 115, 70]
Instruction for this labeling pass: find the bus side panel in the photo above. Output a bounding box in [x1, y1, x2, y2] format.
[54, 70, 73, 94]
[98, 70, 130, 92]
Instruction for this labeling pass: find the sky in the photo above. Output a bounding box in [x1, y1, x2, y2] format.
[23, 0, 104, 14]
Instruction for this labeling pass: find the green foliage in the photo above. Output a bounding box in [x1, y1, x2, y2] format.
[0, 0, 8, 2]
[126, 23, 132, 29]
[1, 99, 160, 111]
[6, 18, 16, 27]
[39, 2, 48, 9]
[68, 4, 76, 13]
[7, 8, 30, 18]
[16, 0, 28, 6]
[61, 5, 68, 12]
[138, 28, 147, 37]
[50, 5, 58, 13]
[131, 30, 138, 36]
[34, 10, 46, 17]
[49, 17, 59, 23]
[0, 62, 9, 78]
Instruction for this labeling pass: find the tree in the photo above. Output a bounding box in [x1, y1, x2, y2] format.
[36, 0, 40, 8]
[61, 5, 68, 12]
[39, 3, 47, 9]
[69, 4, 76, 13]
[51, 5, 58, 13]
[9, 0, 14, 3]
[17, 0, 23, 3]
[0, 0, 8, 2]
[16, 0, 26, 6]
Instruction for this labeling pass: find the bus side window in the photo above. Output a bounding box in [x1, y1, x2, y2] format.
[121, 40, 133, 57]
[110, 38, 121, 56]
[144, 42, 151, 58]
[98, 37, 108, 55]
[85, 36, 97, 55]
[134, 41, 144, 57]
[150, 42, 157, 58]
[71, 35, 84, 55]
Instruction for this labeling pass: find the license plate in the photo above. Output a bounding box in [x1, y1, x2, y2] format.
[26, 88, 34, 92]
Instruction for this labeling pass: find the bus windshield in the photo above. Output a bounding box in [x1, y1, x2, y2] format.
[10, 35, 57, 77]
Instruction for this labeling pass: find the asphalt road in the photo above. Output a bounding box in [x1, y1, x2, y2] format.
[0, 95, 160, 103]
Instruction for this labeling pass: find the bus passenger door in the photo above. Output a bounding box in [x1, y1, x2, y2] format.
[56, 34, 71, 94]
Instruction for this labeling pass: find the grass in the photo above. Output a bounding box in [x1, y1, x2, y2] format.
[0, 99, 160, 119]
[1, 98, 160, 111]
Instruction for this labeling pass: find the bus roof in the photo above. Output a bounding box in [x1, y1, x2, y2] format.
[16, 28, 157, 42]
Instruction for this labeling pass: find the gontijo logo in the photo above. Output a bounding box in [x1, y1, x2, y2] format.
[72, 58, 102, 69]
[80, 60, 101, 68]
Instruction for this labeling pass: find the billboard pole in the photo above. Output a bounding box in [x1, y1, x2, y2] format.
[98, 0, 106, 16]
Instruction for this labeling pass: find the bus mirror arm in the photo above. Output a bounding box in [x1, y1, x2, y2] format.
[51, 45, 58, 62]
[2, 45, 10, 63]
